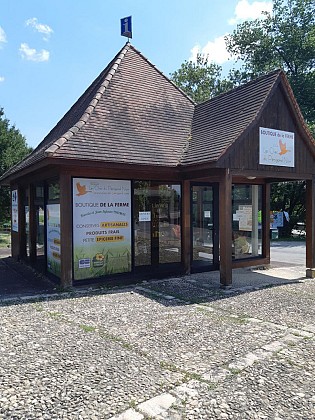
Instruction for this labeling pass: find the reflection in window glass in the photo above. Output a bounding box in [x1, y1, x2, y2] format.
[158, 184, 181, 264]
[48, 181, 60, 202]
[134, 181, 151, 266]
[133, 182, 181, 266]
[24, 189, 30, 257]
[232, 185, 262, 259]
[47, 180, 61, 277]
[35, 184, 45, 257]
[192, 185, 214, 265]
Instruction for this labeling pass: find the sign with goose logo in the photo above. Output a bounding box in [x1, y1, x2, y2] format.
[72, 178, 131, 280]
[259, 127, 294, 167]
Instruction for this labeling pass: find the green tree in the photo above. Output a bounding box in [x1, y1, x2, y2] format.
[170, 54, 234, 103]
[225, 0, 314, 234]
[0, 108, 32, 224]
[225, 0, 315, 125]
[271, 181, 306, 237]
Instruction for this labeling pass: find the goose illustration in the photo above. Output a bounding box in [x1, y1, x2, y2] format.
[76, 182, 88, 196]
[279, 139, 289, 155]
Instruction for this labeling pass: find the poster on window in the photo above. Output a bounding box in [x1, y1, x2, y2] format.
[73, 178, 131, 280]
[236, 205, 252, 232]
[259, 127, 294, 167]
[270, 211, 284, 229]
[11, 190, 18, 232]
[47, 204, 61, 277]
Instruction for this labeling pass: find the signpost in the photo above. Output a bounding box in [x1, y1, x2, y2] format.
[121, 16, 132, 39]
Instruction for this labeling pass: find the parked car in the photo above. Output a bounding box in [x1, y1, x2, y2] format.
[291, 222, 306, 238]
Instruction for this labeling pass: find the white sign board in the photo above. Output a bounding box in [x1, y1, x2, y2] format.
[73, 178, 131, 280]
[259, 127, 294, 167]
[139, 211, 151, 222]
[11, 190, 18, 232]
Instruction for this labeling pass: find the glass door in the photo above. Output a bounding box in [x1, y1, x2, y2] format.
[191, 184, 219, 271]
[133, 181, 182, 269]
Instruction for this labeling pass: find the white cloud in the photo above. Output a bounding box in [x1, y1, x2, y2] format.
[25, 17, 53, 40]
[19, 43, 50, 62]
[0, 76, 4, 82]
[229, 0, 273, 25]
[190, 35, 234, 65]
[0, 26, 7, 46]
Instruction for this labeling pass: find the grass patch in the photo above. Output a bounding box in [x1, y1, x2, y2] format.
[79, 324, 96, 333]
[228, 367, 243, 375]
[47, 311, 63, 319]
[0, 232, 10, 248]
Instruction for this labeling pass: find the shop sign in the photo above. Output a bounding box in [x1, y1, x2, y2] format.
[47, 204, 61, 277]
[11, 190, 18, 232]
[259, 127, 294, 167]
[73, 178, 131, 280]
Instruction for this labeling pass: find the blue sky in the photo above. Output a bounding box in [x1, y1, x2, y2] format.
[0, 0, 272, 148]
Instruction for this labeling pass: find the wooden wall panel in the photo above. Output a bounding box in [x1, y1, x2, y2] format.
[220, 87, 315, 178]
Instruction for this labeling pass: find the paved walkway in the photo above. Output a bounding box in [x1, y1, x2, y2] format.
[0, 245, 314, 419]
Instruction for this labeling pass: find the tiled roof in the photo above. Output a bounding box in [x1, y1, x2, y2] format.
[181, 70, 281, 166]
[2, 48, 126, 180]
[1, 45, 314, 183]
[1, 43, 194, 181]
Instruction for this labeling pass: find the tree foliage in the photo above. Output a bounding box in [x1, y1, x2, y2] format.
[170, 54, 234, 103]
[0, 108, 32, 224]
[225, 0, 315, 228]
[271, 181, 306, 236]
[225, 0, 315, 124]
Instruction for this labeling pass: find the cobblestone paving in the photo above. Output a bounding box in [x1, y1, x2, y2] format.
[0, 272, 314, 419]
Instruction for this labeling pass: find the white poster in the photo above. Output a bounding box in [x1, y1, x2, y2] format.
[139, 211, 151, 222]
[236, 205, 252, 232]
[73, 178, 131, 280]
[259, 127, 294, 167]
[47, 204, 61, 277]
[11, 190, 18, 232]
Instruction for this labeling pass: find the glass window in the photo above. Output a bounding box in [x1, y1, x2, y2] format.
[133, 181, 181, 266]
[232, 185, 262, 259]
[158, 184, 181, 264]
[47, 180, 61, 277]
[35, 184, 45, 257]
[192, 185, 214, 266]
[48, 181, 60, 202]
[134, 181, 152, 266]
[24, 188, 30, 257]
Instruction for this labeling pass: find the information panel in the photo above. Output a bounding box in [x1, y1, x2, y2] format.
[73, 178, 131, 280]
[47, 204, 61, 277]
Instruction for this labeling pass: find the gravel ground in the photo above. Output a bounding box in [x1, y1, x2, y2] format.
[0, 268, 314, 419]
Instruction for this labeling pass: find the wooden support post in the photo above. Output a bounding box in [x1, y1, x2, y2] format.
[306, 177, 315, 277]
[262, 183, 270, 263]
[182, 180, 191, 274]
[60, 171, 73, 289]
[219, 169, 232, 288]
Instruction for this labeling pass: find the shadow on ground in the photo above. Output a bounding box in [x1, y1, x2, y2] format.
[0, 253, 307, 310]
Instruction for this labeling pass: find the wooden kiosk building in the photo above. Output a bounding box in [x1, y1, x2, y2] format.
[2, 43, 315, 289]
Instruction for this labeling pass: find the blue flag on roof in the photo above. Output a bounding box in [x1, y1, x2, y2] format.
[121, 16, 132, 39]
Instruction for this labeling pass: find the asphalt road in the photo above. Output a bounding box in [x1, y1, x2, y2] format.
[270, 241, 306, 266]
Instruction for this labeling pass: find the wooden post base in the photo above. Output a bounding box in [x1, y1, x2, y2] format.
[306, 268, 315, 278]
